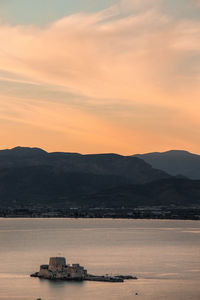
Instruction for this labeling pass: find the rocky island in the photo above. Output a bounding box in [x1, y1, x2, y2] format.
[31, 257, 137, 283]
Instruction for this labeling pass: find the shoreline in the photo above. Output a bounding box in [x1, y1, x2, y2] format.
[0, 216, 199, 221]
[1, 206, 200, 220]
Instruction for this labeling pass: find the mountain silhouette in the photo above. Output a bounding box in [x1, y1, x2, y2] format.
[0, 147, 200, 209]
[133, 150, 200, 179]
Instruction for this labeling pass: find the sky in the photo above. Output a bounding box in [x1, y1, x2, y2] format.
[0, 0, 199, 154]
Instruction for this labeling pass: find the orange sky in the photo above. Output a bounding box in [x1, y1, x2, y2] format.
[0, 0, 200, 154]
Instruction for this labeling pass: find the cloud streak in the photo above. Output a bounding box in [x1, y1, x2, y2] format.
[0, 1, 199, 101]
[0, 0, 199, 153]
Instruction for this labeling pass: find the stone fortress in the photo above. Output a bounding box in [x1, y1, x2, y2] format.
[38, 257, 87, 280]
[31, 257, 137, 282]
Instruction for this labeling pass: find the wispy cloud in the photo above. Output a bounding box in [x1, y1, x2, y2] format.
[0, 0, 199, 101]
[0, 95, 143, 153]
[0, 0, 199, 153]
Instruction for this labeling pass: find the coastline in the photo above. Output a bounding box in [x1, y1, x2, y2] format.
[0, 206, 200, 220]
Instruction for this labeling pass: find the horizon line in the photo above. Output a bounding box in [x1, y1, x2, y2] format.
[0, 146, 199, 156]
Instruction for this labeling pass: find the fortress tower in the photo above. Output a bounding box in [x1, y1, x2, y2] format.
[49, 257, 66, 272]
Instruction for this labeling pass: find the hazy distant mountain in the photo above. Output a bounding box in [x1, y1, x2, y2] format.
[1, 147, 200, 209]
[0, 146, 170, 208]
[133, 150, 200, 179]
[0, 147, 170, 184]
[82, 178, 200, 208]
[0, 167, 199, 208]
[0, 165, 130, 208]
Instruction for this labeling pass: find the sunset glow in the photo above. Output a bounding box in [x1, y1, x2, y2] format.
[0, 0, 200, 154]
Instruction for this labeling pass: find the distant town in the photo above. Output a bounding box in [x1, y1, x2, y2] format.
[1, 206, 200, 220]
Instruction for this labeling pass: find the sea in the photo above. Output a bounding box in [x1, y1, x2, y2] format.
[0, 218, 199, 300]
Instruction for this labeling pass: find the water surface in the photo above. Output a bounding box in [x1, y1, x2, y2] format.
[0, 218, 199, 300]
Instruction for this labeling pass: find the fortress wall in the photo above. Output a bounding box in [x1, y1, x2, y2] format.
[39, 268, 49, 277]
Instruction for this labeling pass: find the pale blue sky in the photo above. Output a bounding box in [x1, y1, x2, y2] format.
[0, 0, 199, 26]
[0, 0, 116, 25]
[163, 0, 200, 19]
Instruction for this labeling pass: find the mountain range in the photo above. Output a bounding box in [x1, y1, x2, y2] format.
[0, 147, 200, 209]
[134, 150, 200, 179]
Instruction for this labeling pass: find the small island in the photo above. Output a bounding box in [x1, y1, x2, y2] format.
[31, 257, 137, 283]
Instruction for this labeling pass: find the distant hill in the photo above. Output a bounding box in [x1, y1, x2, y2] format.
[82, 178, 200, 208]
[133, 150, 200, 179]
[0, 147, 200, 209]
[0, 146, 172, 208]
[0, 147, 170, 184]
[0, 165, 130, 208]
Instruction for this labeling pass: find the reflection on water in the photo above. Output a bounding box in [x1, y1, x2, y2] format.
[0, 218, 199, 300]
[46, 278, 85, 289]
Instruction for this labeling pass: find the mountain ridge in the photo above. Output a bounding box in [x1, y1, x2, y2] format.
[0, 146, 170, 184]
[0, 146, 200, 209]
[133, 150, 200, 179]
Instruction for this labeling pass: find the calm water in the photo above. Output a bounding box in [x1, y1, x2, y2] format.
[0, 218, 199, 300]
